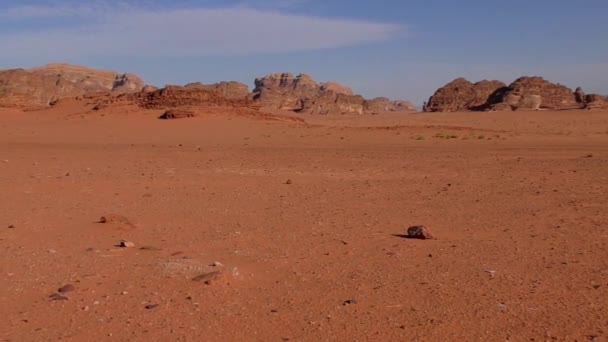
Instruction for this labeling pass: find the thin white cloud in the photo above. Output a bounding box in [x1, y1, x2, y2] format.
[0, 4, 403, 58]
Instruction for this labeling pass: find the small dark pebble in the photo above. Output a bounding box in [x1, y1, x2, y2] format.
[49, 293, 69, 301]
[58, 284, 75, 293]
[343, 299, 357, 305]
[8, 224, 16, 229]
[285, 179, 293, 185]
[145, 304, 159, 310]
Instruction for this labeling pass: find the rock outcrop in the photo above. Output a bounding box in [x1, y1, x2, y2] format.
[129, 85, 252, 110]
[487, 76, 578, 111]
[0, 63, 144, 108]
[425, 76, 585, 112]
[424, 78, 506, 112]
[365, 97, 417, 114]
[184, 81, 249, 99]
[253, 72, 414, 115]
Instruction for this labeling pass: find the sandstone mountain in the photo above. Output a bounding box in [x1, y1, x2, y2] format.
[487, 76, 578, 111]
[252, 72, 415, 115]
[423, 78, 506, 112]
[424, 76, 594, 112]
[0, 63, 144, 108]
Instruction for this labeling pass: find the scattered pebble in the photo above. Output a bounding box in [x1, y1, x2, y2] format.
[145, 304, 159, 310]
[484, 269, 496, 278]
[406, 225, 434, 240]
[119, 240, 135, 248]
[1, 160, 8, 163]
[8, 224, 16, 229]
[285, 179, 293, 185]
[47, 249, 57, 254]
[210, 261, 224, 267]
[343, 299, 357, 305]
[58, 284, 75, 293]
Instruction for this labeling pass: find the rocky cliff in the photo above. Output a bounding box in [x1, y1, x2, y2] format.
[0, 63, 144, 108]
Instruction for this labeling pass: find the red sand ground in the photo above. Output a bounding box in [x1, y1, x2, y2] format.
[1, 107, 607, 341]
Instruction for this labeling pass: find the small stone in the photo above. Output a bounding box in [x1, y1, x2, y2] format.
[343, 299, 357, 305]
[145, 304, 159, 310]
[285, 179, 293, 185]
[119, 240, 135, 248]
[1, 160, 8, 163]
[82, 306, 90, 311]
[406, 225, 434, 240]
[210, 261, 224, 267]
[8, 224, 16, 229]
[58, 284, 75, 293]
[49, 293, 69, 301]
[139, 246, 161, 251]
[47, 249, 57, 254]
[192, 271, 222, 284]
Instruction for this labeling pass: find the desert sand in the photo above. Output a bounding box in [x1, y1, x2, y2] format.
[1, 106, 607, 341]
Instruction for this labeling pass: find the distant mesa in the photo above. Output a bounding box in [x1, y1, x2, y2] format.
[1, 64, 416, 115]
[0, 63, 144, 108]
[252, 72, 415, 115]
[424, 76, 605, 112]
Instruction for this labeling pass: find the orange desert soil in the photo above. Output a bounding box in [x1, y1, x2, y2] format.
[1, 106, 607, 341]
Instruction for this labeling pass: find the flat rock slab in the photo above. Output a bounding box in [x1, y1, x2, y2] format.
[192, 271, 222, 284]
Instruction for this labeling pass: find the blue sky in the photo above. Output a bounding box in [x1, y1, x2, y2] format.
[1, 0, 607, 105]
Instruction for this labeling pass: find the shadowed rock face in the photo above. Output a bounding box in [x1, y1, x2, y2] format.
[0, 63, 144, 108]
[252, 72, 415, 115]
[424, 78, 506, 112]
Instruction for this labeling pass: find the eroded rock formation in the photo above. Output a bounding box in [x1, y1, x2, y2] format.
[0, 63, 144, 108]
[252, 72, 415, 114]
[424, 78, 506, 112]
[425, 76, 587, 112]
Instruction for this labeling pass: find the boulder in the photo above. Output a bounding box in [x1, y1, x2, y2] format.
[424, 78, 506, 112]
